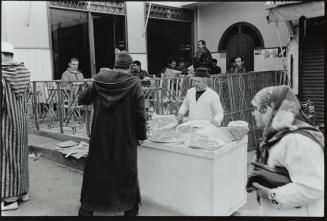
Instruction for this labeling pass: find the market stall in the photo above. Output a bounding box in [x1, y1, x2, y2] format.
[137, 116, 249, 215]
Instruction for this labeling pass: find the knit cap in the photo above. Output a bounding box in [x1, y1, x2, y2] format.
[114, 51, 133, 69]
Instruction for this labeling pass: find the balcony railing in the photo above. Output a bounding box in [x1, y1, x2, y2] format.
[27, 70, 288, 150]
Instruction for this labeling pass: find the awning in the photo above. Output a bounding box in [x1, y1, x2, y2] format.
[267, 1, 325, 23]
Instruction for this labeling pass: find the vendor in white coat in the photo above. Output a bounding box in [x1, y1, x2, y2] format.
[176, 68, 224, 126]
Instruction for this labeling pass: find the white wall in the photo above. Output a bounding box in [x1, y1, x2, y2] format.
[197, 2, 289, 52]
[286, 27, 299, 94]
[211, 52, 226, 73]
[2, 1, 53, 80]
[126, 2, 148, 71]
[14, 49, 53, 81]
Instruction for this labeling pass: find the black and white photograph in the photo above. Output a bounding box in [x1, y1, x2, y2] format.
[1, 1, 325, 217]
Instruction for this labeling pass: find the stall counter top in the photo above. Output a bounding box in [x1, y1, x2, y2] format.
[141, 136, 247, 160]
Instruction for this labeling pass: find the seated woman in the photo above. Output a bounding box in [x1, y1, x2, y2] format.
[248, 85, 324, 216]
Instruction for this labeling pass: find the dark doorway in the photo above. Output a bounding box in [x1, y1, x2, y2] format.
[226, 33, 254, 72]
[50, 9, 127, 79]
[147, 19, 192, 76]
[50, 9, 91, 80]
[92, 14, 126, 73]
[219, 22, 264, 72]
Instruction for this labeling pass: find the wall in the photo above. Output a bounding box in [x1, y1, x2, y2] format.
[196, 2, 289, 72]
[126, 2, 148, 71]
[2, 1, 53, 80]
[286, 26, 299, 94]
[197, 2, 289, 51]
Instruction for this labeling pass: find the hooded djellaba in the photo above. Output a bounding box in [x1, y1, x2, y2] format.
[1, 42, 31, 210]
[78, 51, 147, 216]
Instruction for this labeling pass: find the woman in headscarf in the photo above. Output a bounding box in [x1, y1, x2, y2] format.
[248, 85, 324, 216]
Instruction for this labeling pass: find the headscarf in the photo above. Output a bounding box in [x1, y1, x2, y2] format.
[2, 61, 31, 97]
[251, 85, 324, 164]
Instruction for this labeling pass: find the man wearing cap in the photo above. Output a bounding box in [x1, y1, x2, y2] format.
[1, 42, 31, 211]
[77, 51, 147, 216]
[177, 67, 224, 127]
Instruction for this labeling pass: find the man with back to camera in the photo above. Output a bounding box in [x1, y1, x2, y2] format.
[1, 42, 31, 211]
[77, 51, 147, 216]
[176, 67, 224, 127]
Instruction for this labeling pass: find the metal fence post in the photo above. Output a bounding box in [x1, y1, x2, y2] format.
[32, 81, 39, 130]
[56, 81, 64, 134]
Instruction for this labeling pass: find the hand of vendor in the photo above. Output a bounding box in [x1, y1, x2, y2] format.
[176, 113, 184, 124]
[211, 119, 220, 127]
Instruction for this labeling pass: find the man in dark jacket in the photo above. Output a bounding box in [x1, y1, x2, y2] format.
[193, 40, 213, 70]
[78, 51, 147, 216]
[211, 59, 221, 75]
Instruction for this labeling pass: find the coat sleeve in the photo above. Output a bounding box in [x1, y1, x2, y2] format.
[78, 82, 97, 105]
[135, 83, 147, 141]
[269, 134, 324, 209]
[211, 92, 224, 125]
[178, 89, 190, 116]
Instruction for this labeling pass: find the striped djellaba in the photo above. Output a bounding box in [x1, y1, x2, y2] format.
[1, 62, 31, 198]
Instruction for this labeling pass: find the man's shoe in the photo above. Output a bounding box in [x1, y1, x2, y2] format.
[124, 203, 139, 216]
[1, 201, 19, 211]
[78, 207, 94, 216]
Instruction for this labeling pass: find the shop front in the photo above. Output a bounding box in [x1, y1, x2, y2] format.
[49, 2, 127, 79]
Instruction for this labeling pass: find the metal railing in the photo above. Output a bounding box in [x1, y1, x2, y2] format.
[27, 70, 288, 150]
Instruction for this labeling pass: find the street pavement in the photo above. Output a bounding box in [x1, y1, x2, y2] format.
[2, 133, 261, 216]
[2, 157, 184, 216]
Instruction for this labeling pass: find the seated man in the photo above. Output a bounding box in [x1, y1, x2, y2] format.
[211, 59, 221, 75]
[131, 60, 151, 80]
[176, 68, 224, 127]
[177, 60, 190, 76]
[228, 56, 246, 73]
[131, 60, 151, 87]
[160, 59, 178, 77]
[61, 57, 84, 82]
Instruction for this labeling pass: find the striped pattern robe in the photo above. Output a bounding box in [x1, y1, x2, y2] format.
[1, 62, 31, 198]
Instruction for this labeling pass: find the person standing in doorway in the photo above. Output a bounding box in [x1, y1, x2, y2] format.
[77, 51, 147, 216]
[228, 56, 246, 73]
[1, 42, 31, 211]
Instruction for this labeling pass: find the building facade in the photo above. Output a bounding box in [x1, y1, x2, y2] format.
[1, 2, 295, 79]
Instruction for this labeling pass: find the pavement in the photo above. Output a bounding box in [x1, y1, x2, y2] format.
[2, 131, 260, 216]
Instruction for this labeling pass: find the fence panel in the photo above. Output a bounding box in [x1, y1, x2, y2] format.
[28, 71, 287, 150]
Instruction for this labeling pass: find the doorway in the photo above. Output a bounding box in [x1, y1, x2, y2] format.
[50, 8, 126, 79]
[147, 19, 192, 77]
[50, 9, 91, 79]
[226, 33, 254, 72]
[92, 14, 126, 73]
[219, 22, 264, 72]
